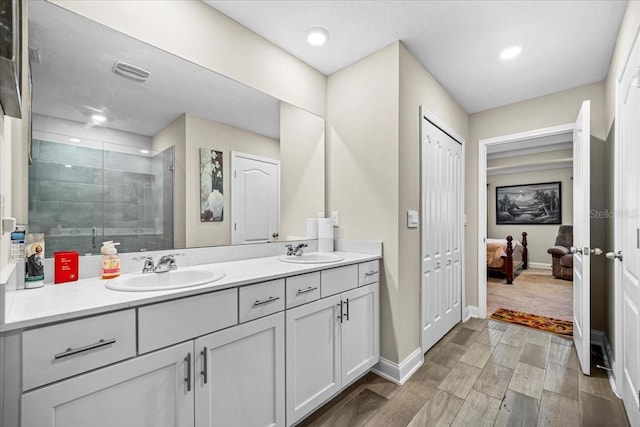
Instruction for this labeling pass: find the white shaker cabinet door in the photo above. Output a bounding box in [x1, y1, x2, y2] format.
[21, 341, 195, 427]
[195, 312, 285, 427]
[286, 294, 342, 426]
[341, 282, 379, 386]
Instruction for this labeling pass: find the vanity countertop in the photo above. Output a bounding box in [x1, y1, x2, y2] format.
[1, 251, 381, 332]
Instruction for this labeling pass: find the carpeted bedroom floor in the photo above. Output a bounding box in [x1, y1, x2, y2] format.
[487, 268, 573, 322]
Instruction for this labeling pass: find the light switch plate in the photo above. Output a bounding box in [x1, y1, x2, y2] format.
[407, 210, 419, 228]
[331, 211, 339, 227]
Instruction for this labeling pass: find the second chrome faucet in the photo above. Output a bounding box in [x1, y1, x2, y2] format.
[133, 253, 185, 273]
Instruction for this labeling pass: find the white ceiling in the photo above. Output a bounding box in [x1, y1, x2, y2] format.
[205, 0, 627, 113]
[29, 1, 280, 140]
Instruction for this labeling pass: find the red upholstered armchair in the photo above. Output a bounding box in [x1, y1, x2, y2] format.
[547, 225, 573, 280]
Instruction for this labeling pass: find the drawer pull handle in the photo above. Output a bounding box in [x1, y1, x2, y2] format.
[364, 270, 378, 277]
[54, 338, 116, 360]
[254, 296, 280, 307]
[345, 298, 350, 321]
[337, 302, 344, 323]
[296, 286, 318, 295]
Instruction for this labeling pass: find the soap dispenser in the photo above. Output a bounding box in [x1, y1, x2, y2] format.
[101, 241, 121, 279]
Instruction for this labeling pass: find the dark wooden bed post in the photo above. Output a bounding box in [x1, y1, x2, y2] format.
[522, 232, 528, 270]
[504, 235, 514, 284]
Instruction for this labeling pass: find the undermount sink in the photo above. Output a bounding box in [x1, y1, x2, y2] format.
[277, 252, 345, 264]
[106, 269, 225, 292]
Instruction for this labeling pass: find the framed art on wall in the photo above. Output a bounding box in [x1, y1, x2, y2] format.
[200, 149, 224, 222]
[496, 181, 561, 225]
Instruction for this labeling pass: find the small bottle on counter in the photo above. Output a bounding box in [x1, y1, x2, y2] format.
[101, 241, 121, 279]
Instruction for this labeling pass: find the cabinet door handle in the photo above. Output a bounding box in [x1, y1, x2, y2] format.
[364, 270, 378, 276]
[185, 352, 192, 392]
[344, 298, 350, 321]
[337, 302, 343, 323]
[254, 296, 280, 307]
[54, 338, 116, 360]
[201, 347, 208, 384]
[296, 286, 318, 295]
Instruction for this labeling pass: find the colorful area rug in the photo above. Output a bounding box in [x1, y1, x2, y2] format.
[490, 308, 573, 336]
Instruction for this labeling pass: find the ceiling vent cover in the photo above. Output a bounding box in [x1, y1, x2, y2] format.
[112, 61, 151, 82]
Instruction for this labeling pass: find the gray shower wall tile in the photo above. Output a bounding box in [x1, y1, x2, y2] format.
[39, 181, 78, 202]
[59, 165, 98, 185]
[136, 156, 152, 174]
[105, 185, 138, 204]
[75, 146, 103, 168]
[31, 161, 60, 181]
[105, 151, 139, 172]
[124, 171, 154, 186]
[59, 201, 98, 221]
[31, 139, 41, 161]
[75, 184, 104, 203]
[103, 169, 124, 186]
[39, 141, 78, 165]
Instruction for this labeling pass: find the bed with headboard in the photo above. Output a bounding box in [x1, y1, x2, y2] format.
[486, 232, 528, 284]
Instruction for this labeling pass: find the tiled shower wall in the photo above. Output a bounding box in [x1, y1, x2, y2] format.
[28, 140, 174, 257]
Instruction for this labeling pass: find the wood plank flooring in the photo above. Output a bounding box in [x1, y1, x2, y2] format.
[299, 319, 629, 427]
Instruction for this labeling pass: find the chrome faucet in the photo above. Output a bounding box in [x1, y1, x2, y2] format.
[133, 256, 155, 273]
[154, 254, 184, 273]
[293, 243, 308, 256]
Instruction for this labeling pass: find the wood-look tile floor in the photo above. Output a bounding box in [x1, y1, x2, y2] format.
[299, 319, 630, 427]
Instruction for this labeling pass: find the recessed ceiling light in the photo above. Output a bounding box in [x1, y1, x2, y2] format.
[500, 45, 522, 60]
[140, 149, 150, 154]
[91, 114, 107, 123]
[306, 27, 329, 46]
[69, 138, 80, 143]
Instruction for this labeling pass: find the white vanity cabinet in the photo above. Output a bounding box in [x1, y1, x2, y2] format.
[195, 312, 285, 427]
[21, 340, 194, 427]
[286, 279, 379, 426]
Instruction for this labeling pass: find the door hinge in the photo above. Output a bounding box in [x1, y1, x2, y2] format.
[234, 171, 237, 178]
[234, 223, 237, 231]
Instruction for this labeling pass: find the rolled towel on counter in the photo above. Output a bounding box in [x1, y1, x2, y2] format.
[318, 218, 334, 252]
[306, 218, 319, 239]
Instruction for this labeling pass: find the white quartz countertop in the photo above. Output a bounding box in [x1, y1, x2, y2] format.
[2, 251, 380, 331]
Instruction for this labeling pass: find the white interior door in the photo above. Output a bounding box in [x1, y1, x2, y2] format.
[421, 116, 462, 353]
[616, 40, 640, 425]
[231, 152, 280, 245]
[572, 100, 591, 375]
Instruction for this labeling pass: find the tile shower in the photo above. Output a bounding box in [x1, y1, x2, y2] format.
[28, 140, 174, 257]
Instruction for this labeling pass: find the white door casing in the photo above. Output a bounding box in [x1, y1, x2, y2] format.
[572, 100, 591, 376]
[231, 151, 280, 245]
[421, 113, 463, 353]
[615, 33, 640, 425]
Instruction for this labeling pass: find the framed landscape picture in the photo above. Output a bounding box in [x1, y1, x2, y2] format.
[496, 182, 561, 225]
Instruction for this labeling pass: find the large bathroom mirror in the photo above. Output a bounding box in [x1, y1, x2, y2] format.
[27, 1, 325, 257]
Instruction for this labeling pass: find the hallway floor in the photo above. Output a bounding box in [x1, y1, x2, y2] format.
[487, 268, 573, 322]
[300, 319, 629, 427]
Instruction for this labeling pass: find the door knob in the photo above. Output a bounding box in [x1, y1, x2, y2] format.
[606, 251, 623, 261]
[570, 247, 580, 254]
[590, 248, 603, 256]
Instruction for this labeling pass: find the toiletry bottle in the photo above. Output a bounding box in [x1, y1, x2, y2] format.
[101, 241, 121, 279]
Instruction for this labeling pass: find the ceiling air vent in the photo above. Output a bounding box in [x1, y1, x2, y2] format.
[112, 61, 150, 83]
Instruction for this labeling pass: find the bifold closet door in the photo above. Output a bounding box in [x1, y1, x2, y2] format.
[421, 116, 462, 353]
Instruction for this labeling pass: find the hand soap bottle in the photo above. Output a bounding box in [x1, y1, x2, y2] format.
[101, 241, 121, 279]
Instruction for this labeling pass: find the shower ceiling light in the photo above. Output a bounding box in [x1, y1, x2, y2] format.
[92, 114, 107, 123]
[306, 27, 329, 46]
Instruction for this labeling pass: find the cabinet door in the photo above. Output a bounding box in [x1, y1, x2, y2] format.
[21, 341, 194, 427]
[341, 282, 379, 386]
[286, 294, 342, 426]
[195, 312, 285, 427]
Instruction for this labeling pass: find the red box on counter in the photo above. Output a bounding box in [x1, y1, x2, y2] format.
[54, 251, 79, 284]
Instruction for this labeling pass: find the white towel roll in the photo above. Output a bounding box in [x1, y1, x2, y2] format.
[306, 218, 319, 239]
[317, 218, 334, 252]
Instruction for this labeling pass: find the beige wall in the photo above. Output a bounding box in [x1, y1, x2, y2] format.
[466, 82, 606, 308]
[279, 103, 325, 240]
[397, 43, 469, 362]
[152, 115, 187, 249]
[327, 41, 469, 364]
[49, 0, 326, 118]
[487, 150, 574, 265]
[184, 115, 279, 248]
[327, 42, 401, 361]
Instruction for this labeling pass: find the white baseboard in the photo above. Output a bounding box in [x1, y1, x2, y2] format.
[591, 329, 620, 398]
[371, 348, 423, 385]
[528, 262, 552, 270]
[464, 305, 479, 321]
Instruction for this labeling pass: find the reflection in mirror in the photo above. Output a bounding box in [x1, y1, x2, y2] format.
[27, 2, 324, 257]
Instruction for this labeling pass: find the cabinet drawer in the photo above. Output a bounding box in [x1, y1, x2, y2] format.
[358, 260, 380, 286]
[22, 309, 136, 391]
[321, 265, 358, 297]
[138, 288, 237, 354]
[239, 279, 285, 323]
[286, 272, 321, 308]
